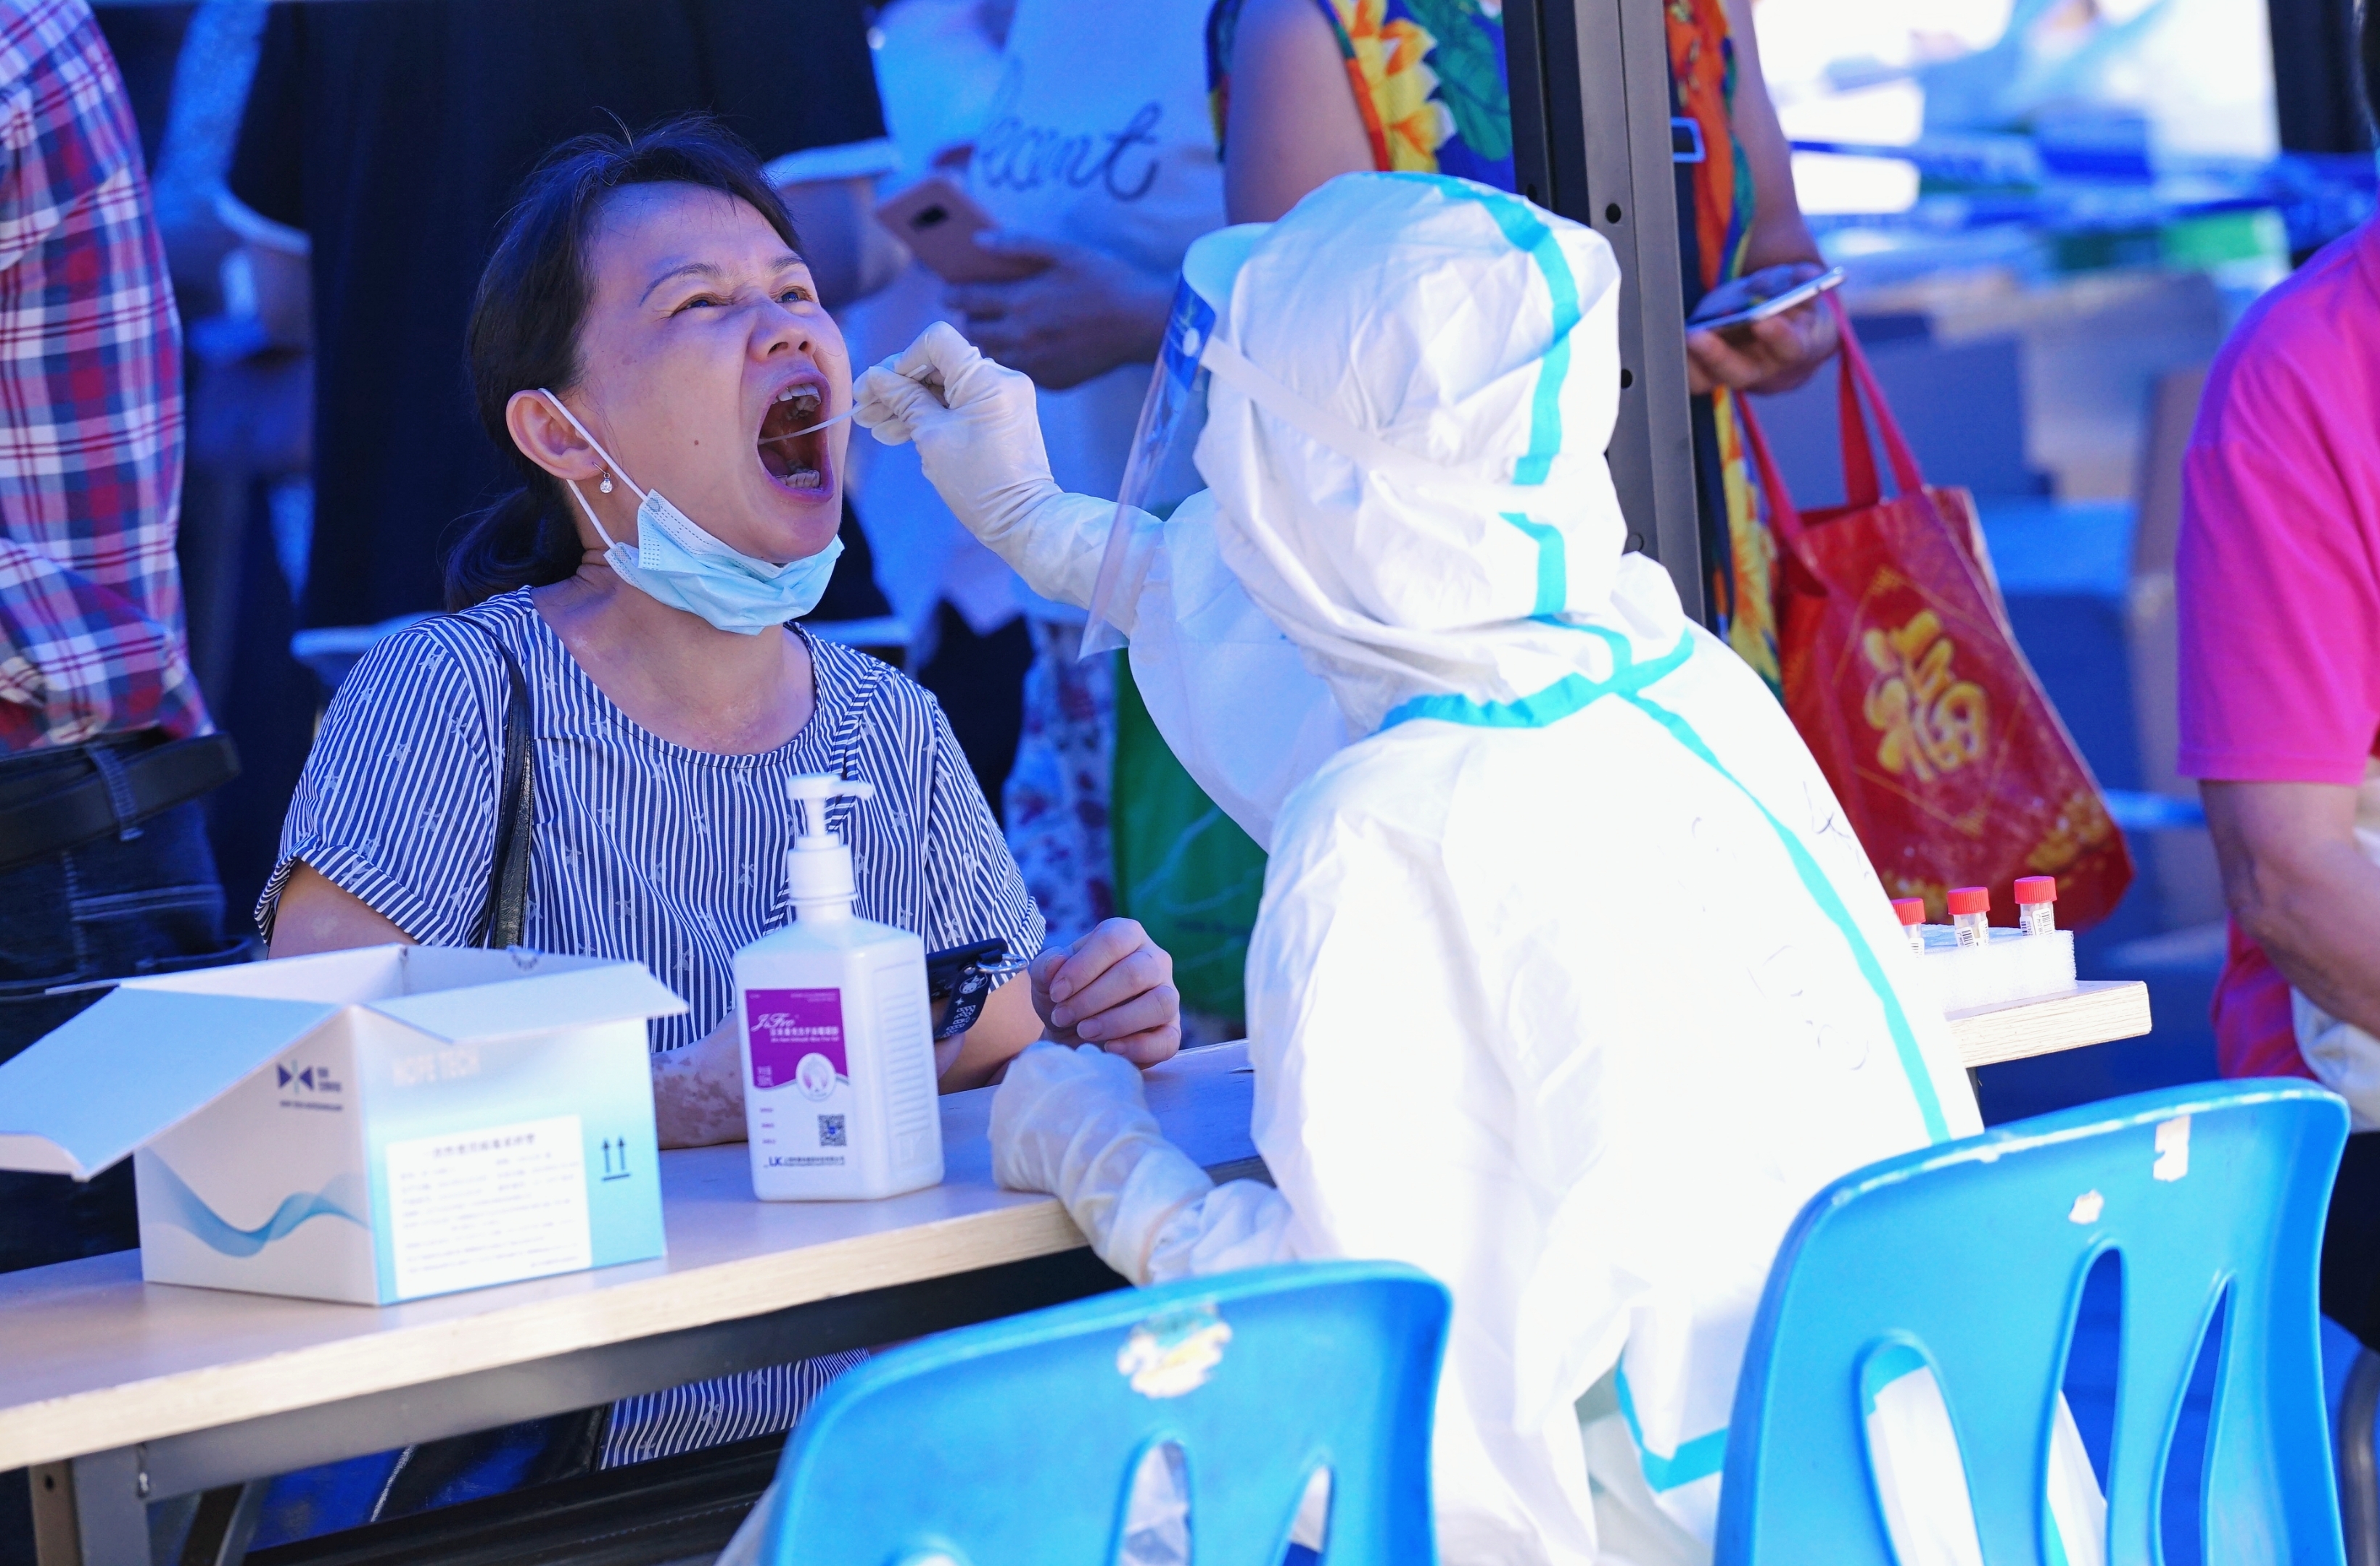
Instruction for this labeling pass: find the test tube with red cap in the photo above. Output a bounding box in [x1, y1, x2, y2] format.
[2015, 876, 2058, 937]
[1948, 886, 1991, 948]
[1892, 898, 1927, 954]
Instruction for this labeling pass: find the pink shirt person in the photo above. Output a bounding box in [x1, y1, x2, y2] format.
[2178, 218, 2380, 1081]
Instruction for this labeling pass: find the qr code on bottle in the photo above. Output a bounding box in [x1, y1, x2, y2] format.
[818, 1114, 846, 1148]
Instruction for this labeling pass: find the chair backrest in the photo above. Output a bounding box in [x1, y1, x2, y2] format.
[760, 1260, 1451, 1565]
[1715, 1080, 2348, 1565]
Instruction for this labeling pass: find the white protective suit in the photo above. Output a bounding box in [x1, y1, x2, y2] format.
[857, 174, 2030, 1565]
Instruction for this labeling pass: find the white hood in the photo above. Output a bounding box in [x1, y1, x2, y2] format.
[1192, 173, 1645, 736]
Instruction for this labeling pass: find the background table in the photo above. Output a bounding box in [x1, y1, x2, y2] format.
[1947, 979, 2152, 1068]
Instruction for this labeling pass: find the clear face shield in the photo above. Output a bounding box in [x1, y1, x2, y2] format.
[1080, 224, 1270, 659]
[1079, 280, 1217, 658]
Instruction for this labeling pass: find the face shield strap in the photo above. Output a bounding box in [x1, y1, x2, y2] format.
[537, 389, 645, 550]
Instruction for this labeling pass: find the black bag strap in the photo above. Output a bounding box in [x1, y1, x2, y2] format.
[367, 618, 594, 1521]
[806, 628, 893, 842]
[448, 617, 536, 949]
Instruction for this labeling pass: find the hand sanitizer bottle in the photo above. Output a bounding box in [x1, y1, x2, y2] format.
[733, 774, 942, 1201]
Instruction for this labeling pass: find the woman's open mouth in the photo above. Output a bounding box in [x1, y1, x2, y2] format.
[757, 384, 831, 493]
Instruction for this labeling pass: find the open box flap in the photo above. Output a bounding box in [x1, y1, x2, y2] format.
[116, 944, 410, 1004]
[0, 989, 342, 1180]
[366, 961, 688, 1044]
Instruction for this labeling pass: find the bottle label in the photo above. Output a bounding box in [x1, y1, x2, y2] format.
[2019, 903, 2055, 937]
[748, 988, 852, 1168]
[1955, 919, 1987, 949]
[748, 988, 848, 1096]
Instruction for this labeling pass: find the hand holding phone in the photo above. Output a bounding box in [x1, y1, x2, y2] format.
[1687, 262, 1846, 336]
[1684, 262, 1845, 394]
[875, 176, 1049, 285]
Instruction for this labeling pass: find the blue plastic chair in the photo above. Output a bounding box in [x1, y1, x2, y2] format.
[756, 1260, 1451, 1565]
[1715, 1080, 2349, 1565]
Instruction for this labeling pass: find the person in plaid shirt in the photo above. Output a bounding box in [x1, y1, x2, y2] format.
[0, 0, 247, 1288]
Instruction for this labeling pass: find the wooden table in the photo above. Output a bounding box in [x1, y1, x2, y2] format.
[2, 1046, 1259, 1566]
[1, 982, 2150, 1565]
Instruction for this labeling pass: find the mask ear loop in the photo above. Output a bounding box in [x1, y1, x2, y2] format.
[536, 390, 645, 549]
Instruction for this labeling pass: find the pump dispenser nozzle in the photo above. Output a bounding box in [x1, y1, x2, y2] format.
[785, 774, 875, 916]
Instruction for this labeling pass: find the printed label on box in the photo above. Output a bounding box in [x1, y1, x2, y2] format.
[747, 989, 846, 1092]
[385, 1114, 592, 1298]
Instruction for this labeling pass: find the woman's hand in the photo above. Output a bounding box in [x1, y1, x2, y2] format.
[944, 238, 1174, 391]
[1685, 297, 1838, 397]
[652, 1016, 748, 1149]
[1033, 918, 1181, 1068]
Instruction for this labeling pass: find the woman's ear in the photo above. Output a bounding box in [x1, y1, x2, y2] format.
[505, 389, 610, 485]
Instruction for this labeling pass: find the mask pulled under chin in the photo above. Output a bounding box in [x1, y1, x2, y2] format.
[603, 488, 845, 635]
[538, 388, 844, 635]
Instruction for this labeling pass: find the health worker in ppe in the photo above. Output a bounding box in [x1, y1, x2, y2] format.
[855, 173, 2036, 1565]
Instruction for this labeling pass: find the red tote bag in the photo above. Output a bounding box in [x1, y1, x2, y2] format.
[1738, 299, 2134, 929]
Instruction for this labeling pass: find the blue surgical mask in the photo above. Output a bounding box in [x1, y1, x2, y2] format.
[539, 390, 844, 635]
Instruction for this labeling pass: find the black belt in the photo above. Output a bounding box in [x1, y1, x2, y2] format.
[0, 732, 241, 875]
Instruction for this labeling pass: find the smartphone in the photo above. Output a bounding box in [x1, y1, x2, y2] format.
[875, 176, 1049, 285]
[1687, 264, 1846, 335]
[925, 938, 1025, 1040]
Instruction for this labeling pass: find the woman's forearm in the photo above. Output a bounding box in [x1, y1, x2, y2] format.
[2207, 779, 2380, 1035]
[658, 969, 1045, 1145]
[938, 972, 1045, 1092]
[653, 1017, 750, 1148]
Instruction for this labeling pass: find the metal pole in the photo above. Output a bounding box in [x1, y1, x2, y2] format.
[1507, 0, 1706, 625]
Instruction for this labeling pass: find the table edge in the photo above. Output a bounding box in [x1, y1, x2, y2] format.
[0, 1196, 1086, 1471]
[1947, 979, 2154, 1068]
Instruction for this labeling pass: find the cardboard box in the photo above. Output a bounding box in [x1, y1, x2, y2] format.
[0, 945, 686, 1304]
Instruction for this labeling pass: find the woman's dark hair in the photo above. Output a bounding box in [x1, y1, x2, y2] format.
[445, 114, 803, 610]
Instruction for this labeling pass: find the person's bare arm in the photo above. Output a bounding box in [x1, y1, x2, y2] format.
[1684, 0, 1836, 396]
[1220, 0, 1373, 224]
[657, 978, 1034, 1148]
[647, 995, 1009, 1150]
[938, 972, 1042, 1090]
[266, 862, 410, 956]
[1722, 0, 1819, 279]
[652, 1016, 751, 1148]
[776, 175, 905, 308]
[2205, 779, 2380, 1034]
[243, 241, 313, 352]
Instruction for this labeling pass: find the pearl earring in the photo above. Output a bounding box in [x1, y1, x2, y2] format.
[598, 473, 613, 494]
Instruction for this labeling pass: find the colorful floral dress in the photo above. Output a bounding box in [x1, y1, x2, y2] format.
[1207, 0, 1513, 188]
[1205, 0, 1783, 689]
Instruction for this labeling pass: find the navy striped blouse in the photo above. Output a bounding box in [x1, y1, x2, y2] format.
[259, 588, 1044, 1462]
[260, 589, 1044, 1048]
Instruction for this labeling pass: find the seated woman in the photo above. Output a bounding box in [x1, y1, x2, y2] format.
[262, 116, 1181, 1472]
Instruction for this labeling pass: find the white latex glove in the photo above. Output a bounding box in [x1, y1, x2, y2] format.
[854, 323, 1147, 618]
[991, 1042, 1295, 1285]
[991, 1042, 1215, 1282]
